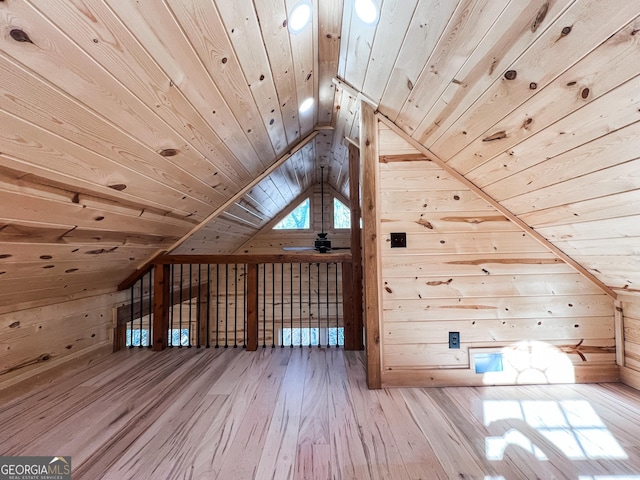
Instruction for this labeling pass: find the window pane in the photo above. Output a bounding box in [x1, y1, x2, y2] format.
[333, 198, 351, 229]
[274, 198, 310, 230]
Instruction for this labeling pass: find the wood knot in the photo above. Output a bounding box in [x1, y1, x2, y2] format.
[407, 79, 414, 90]
[259, 74, 265, 81]
[10, 29, 33, 43]
[221, 57, 228, 64]
[159, 148, 178, 157]
[9, 321, 20, 329]
[0, 254, 12, 259]
[40, 255, 53, 259]
[529, 82, 537, 89]
[531, 3, 549, 32]
[108, 184, 127, 191]
[365, 140, 371, 147]
[504, 70, 517, 80]
[561, 26, 572, 36]
[581, 87, 590, 99]
[483, 131, 507, 142]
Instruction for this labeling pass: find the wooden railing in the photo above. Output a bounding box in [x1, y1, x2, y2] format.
[116, 253, 364, 352]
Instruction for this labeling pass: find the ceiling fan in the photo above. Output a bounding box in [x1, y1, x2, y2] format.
[283, 166, 350, 254]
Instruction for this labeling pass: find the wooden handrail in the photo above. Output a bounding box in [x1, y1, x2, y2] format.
[154, 253, 352, 265]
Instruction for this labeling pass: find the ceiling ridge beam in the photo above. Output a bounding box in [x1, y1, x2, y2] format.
[375, 112, 617, 300]
[118, 130, 320, 290]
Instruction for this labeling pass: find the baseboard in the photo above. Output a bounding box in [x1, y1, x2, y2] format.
[381, 363, 620, 388]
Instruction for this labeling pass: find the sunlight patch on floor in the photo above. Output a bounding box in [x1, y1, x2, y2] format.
[484, 399, 627, 461]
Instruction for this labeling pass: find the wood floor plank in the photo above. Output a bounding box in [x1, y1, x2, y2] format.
[401, 387, 488, 479]
[326, 349, 371, 479]
[342, 351, 411, 480]
[375, 387, 448, 480]
[255, 349, 308, 480]
[215, 349, 292, 479]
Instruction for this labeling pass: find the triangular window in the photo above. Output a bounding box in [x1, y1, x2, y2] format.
[333, 197, 351, 229]
[273, 198, 310, 230]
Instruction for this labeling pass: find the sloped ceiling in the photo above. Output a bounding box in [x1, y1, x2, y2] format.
[1, 0, 639, 309]
[338, 0, 640, 295]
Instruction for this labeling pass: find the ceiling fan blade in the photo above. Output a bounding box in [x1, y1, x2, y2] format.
[329, 247, 351, 250]
[282, 246, 315, 251]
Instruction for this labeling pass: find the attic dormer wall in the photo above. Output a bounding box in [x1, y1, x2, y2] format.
[234, 184, 350, 254]
[373, 123, 617, 387]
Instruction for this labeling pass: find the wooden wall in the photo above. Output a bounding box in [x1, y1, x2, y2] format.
[376, 124, 617, 387]
[0, 291, 126, 391]
[620, 294, 640, 389]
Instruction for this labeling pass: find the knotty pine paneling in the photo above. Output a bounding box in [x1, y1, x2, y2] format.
[621, 296, 640, 390]
[0, 291, 127, 390]
[377, 127, 616, 387]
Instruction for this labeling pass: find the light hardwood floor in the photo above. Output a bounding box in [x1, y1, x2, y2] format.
[1, 347, 640, 479]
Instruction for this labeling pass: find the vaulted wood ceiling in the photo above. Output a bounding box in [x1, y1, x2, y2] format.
[0, 0, 639, 308]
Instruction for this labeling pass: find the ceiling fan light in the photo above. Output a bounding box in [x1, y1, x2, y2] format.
[288, 1, 312, 33]
[355, 0, 379, 25]
[299, 97, 314, 113]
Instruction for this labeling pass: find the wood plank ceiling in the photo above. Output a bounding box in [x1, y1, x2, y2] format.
[1, 0, 639, 308]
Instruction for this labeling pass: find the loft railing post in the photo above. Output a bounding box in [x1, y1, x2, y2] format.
[152, 264, 171, 351]
[198, 267, 209, 348]
[348, 142, 364, 350]
[342, 261, 356, 349]
[246, 263, 259, 351]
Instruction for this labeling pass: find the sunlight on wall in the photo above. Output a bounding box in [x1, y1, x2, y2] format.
[482, 341, 575, 385]
[484, 399, 627, 462]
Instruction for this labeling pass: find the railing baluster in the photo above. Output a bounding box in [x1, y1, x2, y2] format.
[280, 263, 284, 348]
[215, 264, 219, 348]
[308, 263, 311, 347]
[224, 263, 229, 348]
[271, 263, 275, 348]
[188, 264, 193, 348]
[149, 268, 153, 347]
[299, 263, 302, 348]
[290, 263, 293, 348]
[138, 277, 143, 348]
[234, 264, 238, 348]
[129, 284, 134, 348]
[262, 264, 266, 348]
[335, 263, 339, 347]
[207, 264, 211, 348]
[243, 264, 247, 349]
[197, 264, 202, 348]
[170, 265, 174, 347]
[317, 263, 321, 348]
[326, 263, 330, 347]
[179, 265, 184, 347]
